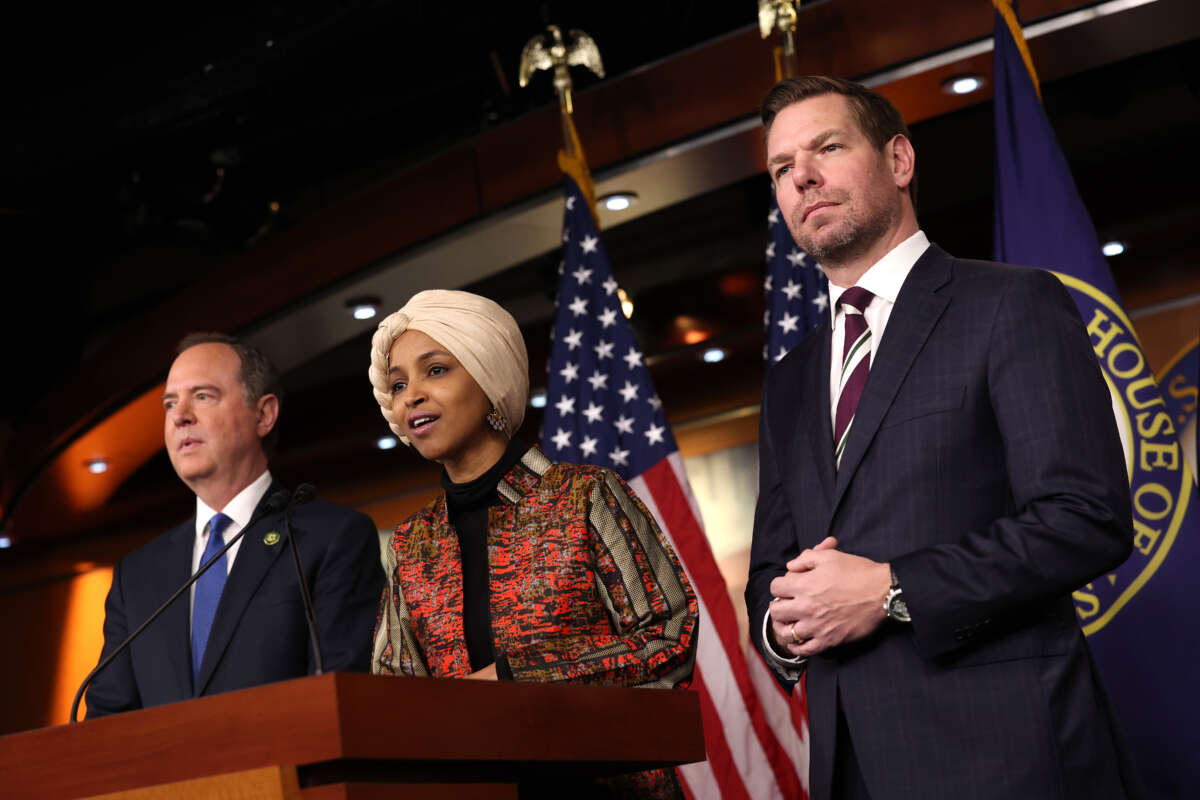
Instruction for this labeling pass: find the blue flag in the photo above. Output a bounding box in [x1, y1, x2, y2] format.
[764, 196, 827, 363]
[1158, 338, 1199, 462]
[993, 5, 1199, 797]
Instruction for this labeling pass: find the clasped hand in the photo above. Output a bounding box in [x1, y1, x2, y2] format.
[768, 536, 891, 659]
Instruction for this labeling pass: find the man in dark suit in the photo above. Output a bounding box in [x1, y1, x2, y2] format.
[86, 333, 383, 717]
[746, 76, 1141, 800]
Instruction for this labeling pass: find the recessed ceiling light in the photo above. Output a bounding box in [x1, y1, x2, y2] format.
[347, 296, 382, 320]
[703, 348, 726, 363]
[1102, 241, 1126, 257]
[942, 74, 985, 95]
[600, 192, 638, 211]
[530, 390, 548, 408]
[87, 459, 109, 474]
[0, 536, 11, 549]
[376, 436, 398, 450]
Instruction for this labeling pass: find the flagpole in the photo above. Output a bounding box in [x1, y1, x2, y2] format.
[759, 0, 801, 80]
[759, 1, 828, 362]
[992, 0, 1043, 100]
[518, 24, 604, 222]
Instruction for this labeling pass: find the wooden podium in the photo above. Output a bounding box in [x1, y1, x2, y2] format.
[0, 673, 705, 799]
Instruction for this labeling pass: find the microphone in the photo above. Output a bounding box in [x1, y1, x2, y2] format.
[282, 483, 324, 676]
[69, 489, 291, 724]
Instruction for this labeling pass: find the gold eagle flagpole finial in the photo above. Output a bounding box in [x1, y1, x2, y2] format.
[759, 0, 800, 81]
[519, 24, 605, 220]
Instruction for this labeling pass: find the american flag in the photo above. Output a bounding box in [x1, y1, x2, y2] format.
[542, 175, 809, 798]
[764, 196, 828, 363]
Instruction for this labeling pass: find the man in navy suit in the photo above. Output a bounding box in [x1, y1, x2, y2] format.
[746, 76, 1142, 799]
[86, 333, 382, 717]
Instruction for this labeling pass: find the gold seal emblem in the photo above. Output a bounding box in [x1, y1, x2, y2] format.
[263, 531, 281, 546]
[1054, 273, 1193, 636]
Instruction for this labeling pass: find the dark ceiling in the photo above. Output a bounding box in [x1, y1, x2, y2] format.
[0, 1, 751, 426]
[1, 1, 1198, 553]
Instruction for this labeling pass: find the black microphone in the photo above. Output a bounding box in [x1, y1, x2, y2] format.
[69, 489, 291, 724]
[283, 483, 324, 676]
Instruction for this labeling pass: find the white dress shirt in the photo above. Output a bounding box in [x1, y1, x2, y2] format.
[826, 230, 930, 428]
[189, 470, 273, 615]
[762, 230, 930, 676]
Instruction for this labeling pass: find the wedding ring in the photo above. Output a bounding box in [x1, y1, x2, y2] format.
[790, 623, 802, 645]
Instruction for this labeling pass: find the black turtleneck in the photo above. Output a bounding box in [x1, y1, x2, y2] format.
[440, 437, 526, 673]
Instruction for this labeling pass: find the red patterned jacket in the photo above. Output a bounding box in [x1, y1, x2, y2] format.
[372, 445, 698, 688]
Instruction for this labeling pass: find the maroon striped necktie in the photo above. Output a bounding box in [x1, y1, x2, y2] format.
[834, 286, 875, 468]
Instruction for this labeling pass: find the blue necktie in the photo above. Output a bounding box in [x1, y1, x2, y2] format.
[192, 512, 232, 680]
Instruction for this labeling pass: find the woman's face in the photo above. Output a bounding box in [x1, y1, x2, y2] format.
[388, 329, 495, 465]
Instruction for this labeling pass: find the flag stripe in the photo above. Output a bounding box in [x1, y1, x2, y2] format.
[749, 648, 810, 789]
[665, 453, 810, 787]
[634, 473, 781, 796]
[685, 668, 755, 800]
[677, 748, 717, 800]
[792, 672, 810, 739]
[637, 463, 806, 798]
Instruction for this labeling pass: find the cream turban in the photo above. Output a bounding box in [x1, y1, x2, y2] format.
[369, 289, 529, 446]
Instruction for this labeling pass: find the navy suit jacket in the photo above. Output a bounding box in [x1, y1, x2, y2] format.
[747, 245, 1143, 800]
[86, 485, 383, 716]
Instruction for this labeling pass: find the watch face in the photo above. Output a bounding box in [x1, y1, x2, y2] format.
[889, 593, 911, 623]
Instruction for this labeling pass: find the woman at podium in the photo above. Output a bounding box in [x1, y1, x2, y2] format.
[366, 290, 698, 795]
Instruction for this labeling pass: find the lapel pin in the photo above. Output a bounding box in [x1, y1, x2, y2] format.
[263, 531, 281, 546]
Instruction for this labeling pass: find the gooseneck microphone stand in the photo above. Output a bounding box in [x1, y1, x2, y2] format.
[283, 483, 324, 675]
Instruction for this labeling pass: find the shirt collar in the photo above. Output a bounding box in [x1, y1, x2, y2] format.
[827, 230, 930, 325]
[195, 470, 273, 537]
